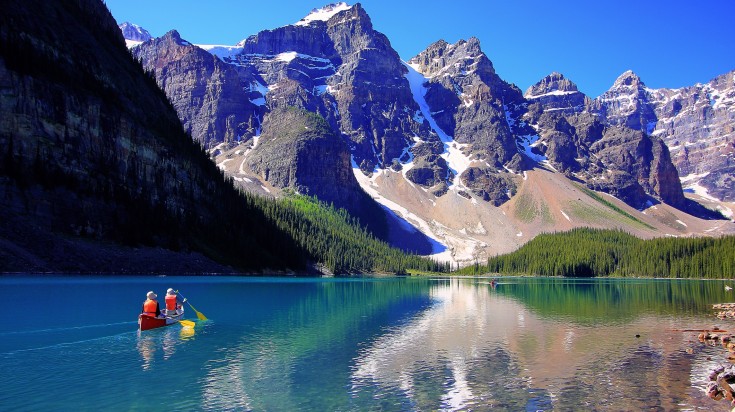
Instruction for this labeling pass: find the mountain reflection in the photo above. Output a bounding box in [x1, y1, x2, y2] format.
[350, 278, 719, 411]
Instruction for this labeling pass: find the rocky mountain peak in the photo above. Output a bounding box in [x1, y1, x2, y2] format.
[524, 72, 581, 98]
[524, 72, 588, 114]
[119, 21, 153, 48]
[408, 37, 495, 79]
[134, 30, 198, 68]
[119, 21, 152, 42]
[612, 70, 645, 89]
[592, 69, 655, 131]
[160, 29, 189, 45]
[295, 2, 353, 26]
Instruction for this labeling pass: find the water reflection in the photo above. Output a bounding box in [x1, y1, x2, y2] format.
[136, 325, 195, 370]
[350, 278, 723, 411]
[136, 332, 156, 370]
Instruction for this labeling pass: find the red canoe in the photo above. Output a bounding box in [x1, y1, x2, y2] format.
[138, 308, 184, 331]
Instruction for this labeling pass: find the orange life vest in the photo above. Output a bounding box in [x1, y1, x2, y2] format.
[143, 299, 158, 316]
[165, 294, 178, 311]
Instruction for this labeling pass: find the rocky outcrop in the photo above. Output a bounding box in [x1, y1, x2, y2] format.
[132, 30, 259, 148]
[524, 72, 589, 113]
[526, 73, 687, 209]
[408, 38, 528, 169]
[119, 21, 152, 43]
[246, 107, 365, 210]
[588, 128, 685, 208]
[460, 167, 517, 206]
[593, 70, 735, 201]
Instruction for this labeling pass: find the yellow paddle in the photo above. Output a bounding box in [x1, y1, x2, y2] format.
[176, 290, 207, 320]
[179, 319, 195, 328]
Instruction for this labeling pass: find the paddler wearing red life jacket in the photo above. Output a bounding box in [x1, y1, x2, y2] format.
[165, 288, 182, 313]
[141, 291, 161, 317]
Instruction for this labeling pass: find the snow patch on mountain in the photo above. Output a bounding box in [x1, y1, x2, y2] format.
[196, 44, 244, 60]
[350, 156, 448, 258]
[119, 22, 152, 42]
[404, 62, 472, 188]
[525, 90, 578, 99]
[119, 22, 152, 49]
[682, 173, 720, 202]
[295, 2, 352, 26]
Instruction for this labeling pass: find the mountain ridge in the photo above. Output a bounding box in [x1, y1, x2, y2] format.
[121, 4, 734, 266]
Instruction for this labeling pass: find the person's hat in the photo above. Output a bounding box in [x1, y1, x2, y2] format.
[166, 288, 175, 295]
[146, 291, 157, 300]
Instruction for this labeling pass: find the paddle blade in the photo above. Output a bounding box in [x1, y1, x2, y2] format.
[180, 320, 195, 328]
[195, 311, 207, 321]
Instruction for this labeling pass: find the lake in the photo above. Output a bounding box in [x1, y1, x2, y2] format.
[0, 275, 731, 411]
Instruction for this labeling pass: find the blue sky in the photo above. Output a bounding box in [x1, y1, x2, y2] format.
[105, 0, 735, 97]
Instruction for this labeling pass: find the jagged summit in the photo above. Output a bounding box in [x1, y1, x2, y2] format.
[524, 72, 581, 98]
[612, 69, 644, 88]
[408, 37, 496, 79]
[295, 2, 353, 26]
[118, 21, 152, 48]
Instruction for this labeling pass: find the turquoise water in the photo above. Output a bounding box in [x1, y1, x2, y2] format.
[0, 276, 731, 411]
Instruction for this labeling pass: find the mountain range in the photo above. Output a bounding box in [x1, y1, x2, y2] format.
[123, 2, 735, 266]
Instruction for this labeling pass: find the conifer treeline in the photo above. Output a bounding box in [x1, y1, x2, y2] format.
[458, 228, 735, 278]
[245, 194, 450, 274]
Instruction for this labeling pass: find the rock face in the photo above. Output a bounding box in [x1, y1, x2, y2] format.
[119, 21, 152, 43]
[409, 38, 527, 168]
[587, 128, 685, 208]
[525, 72, 687, 209]
[131, 30, 258, 148]
[592, 70, 735, 201]
[0, 0, 306, 272]
[245, 106, 380, 223]
[524, 72, 589, 113]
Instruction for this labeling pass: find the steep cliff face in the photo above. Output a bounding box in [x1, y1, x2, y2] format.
[132, 30, 259, 148]
[524, 72, 686, 209]
[524, 72, 589, 114]
[586, 128, 685, 208]
[593, 70, 735, 201]
[245, 107, 369, 213]
[0, 0, 305, 272]
[408, 38, 526, 168]
[406, 38, 531, 204]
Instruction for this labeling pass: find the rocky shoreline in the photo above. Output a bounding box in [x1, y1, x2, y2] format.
[701, 303, 735, 408]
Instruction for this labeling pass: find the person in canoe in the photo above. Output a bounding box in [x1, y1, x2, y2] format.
[141, 291, 161, 318]
[164, 288, 185, 318]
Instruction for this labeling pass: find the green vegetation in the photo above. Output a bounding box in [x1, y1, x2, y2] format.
[247, 194, 449, 274]
[496, 277, 730, 324]
[513, 193, 538, 223]
[576, 184, 654, 230]
[457, 228, 735, 278]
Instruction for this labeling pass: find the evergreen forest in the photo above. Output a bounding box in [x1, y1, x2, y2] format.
[457, 228, 735, 278]
[245, 194, 450, 274]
